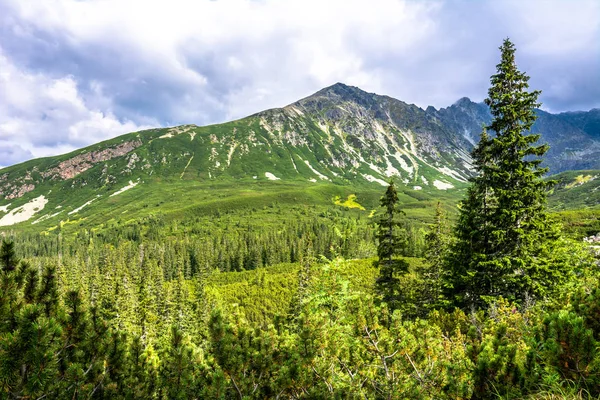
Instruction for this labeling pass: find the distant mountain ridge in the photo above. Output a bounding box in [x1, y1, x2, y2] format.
[1, 82, 599, 229]
[429, 95, 600, 172]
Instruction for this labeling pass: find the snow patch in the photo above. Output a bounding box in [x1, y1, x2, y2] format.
[227, 143, 238, 167]
[304, 160, 330, 181]
[0, 196, 48, 226]
[413, 186, 422, 190]
[265, 172, 280, 181]
[384, 158, 401, 177]
[68, 196, 100, 215]
[309, 178, 317, 183]
[421, 176, 429, 185]
[290, 156, 298, 172]
[0, 204, 11, 213]
[457, 148, 473, 168]
[159, 125, 196, 139]
[362, 174, 388, 187]
[289, 106, 304, 116]
[253, 176, 257, 179]
[110, 180, 139, 197]
[463, 128, 476, 146]
[433, 180, 454, 190]
[369, 163, 383, 175]
[393, 153, 414, 175]
[318, 121, 330, 135]
[189, 132, 197, 141]
[180, 156, 194, 179]
[438, 166, 468, 182]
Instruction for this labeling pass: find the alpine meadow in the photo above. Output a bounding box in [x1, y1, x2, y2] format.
[2, 27, 600, 400]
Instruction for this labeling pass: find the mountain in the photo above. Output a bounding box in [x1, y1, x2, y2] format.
[558, 108, 600, 139]
[0, 83, 599, 231]
[429, 98, 600, 172]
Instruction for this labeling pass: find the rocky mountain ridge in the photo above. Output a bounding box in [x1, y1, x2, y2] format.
[0, 83, 599, 229]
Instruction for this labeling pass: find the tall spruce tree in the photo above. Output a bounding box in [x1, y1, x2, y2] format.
[376, 180, 409, 310]
[444, 38, 564, 309]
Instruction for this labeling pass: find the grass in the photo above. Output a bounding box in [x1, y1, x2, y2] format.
[548, 170, 600, 211]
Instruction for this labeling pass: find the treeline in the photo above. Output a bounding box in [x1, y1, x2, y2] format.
[2, 200, 434, 280]
[6, 209, 381, 277]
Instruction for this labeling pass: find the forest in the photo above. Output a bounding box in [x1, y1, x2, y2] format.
[1, 40, 600, 400]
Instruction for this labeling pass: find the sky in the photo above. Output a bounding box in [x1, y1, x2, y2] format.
[1, 0, 599, 167]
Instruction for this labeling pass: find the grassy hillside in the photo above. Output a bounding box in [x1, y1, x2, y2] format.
[548, 170, 600, 210]
[0, 84, 478, 234]
[547, 170, 600, 238]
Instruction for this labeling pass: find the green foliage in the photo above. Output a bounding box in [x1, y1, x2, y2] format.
[548, 170, 600, 213]
[2, 33, 600, 397]
[421, 202, 451, 312]
[445, 39, 571, 310]
[0, 239, 17, 272]
[536, 311, 600, 394]
[469, 299, 533, 399]
[570, 276, 600, 338]
[1, 239, 600, 398]
[376, 180, 410, 311]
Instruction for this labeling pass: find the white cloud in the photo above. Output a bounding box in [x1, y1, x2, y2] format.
[0, 50, 155, 162]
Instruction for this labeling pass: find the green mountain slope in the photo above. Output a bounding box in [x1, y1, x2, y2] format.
[549, 170, 600, 210]
[0, 84, 470, 232]
[1, 83, 599, 233]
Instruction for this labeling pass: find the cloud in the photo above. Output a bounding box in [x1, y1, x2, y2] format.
[0, 0, 598, 166]
[0, 142, 33, 169]
[0, 50, 154, 162]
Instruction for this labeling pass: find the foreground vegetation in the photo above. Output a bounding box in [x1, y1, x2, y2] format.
[1, 243, 600, 399]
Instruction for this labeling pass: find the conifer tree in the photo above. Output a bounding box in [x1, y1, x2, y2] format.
[288, 237, 315, 322]
[422, 202, 450, 311]
[444, 39, 565, 309]
[376, 180, 409, 310]
[0, 239, 18, 272]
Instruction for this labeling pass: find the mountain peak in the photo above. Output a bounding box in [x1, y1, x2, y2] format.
[311, 82, 367, 99]
[453, 97, 474, 107]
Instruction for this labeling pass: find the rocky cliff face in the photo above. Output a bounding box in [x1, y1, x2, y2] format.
[40, 140, 143, 181]
[559, 109, 600, 139]
[251, 83, 474, 186]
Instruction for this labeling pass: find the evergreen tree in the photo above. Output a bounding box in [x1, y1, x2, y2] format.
[375, 180, 409, 310]
[0, 240, 18, 272]
[422, 202, 450, 311]
[444, 38, 565, 309]
[288, 236, 315, 321]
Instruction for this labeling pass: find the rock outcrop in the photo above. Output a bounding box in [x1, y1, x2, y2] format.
[41, 140, 142, 180]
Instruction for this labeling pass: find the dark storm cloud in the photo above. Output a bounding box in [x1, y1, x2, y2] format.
[0, 0, 598, 167]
